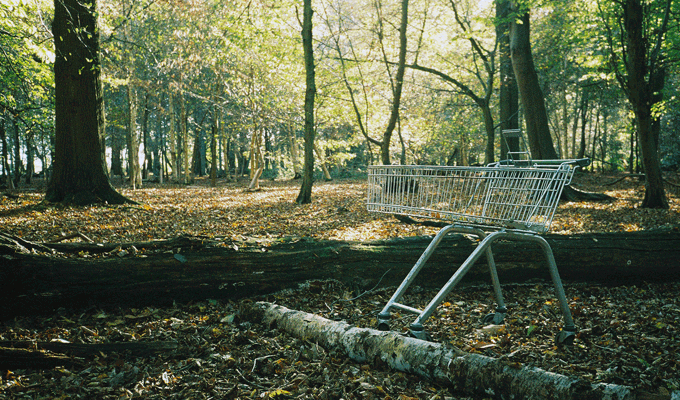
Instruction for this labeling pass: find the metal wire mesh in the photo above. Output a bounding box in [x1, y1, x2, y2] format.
[367, 163, 578, 233]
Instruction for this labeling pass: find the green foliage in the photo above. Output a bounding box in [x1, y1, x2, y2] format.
[2, 0, 680, 181]
[0, 0, 54, 175]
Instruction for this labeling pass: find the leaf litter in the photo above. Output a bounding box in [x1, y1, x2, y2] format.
[1, 172, 679, 398]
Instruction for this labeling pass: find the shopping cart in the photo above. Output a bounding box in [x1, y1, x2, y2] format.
[367, 144, 588, 345]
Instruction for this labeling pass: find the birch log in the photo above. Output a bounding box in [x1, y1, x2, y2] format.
[246, 301, 672, 400]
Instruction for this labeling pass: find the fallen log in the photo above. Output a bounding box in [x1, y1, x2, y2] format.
[1, 228, 679, 320]
[0, 346, 79, 369]
[245, 301, 660, 400]
[0, 340, 178, 370]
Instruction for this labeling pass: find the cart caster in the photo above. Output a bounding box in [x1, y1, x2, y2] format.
[408, 323, 430, 341]
[555, 329, 576, 346]
[481, 312, 506, 325]
[377, 312, 391, 331]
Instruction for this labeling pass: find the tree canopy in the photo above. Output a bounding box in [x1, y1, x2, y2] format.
[0, 0, 679, 206]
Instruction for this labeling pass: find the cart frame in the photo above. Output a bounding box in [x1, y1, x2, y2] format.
[367, 156, 589, 345]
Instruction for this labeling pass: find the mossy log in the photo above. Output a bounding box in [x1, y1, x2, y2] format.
[1, 228, 679, 320]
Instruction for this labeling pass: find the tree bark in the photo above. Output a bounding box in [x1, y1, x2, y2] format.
[314, 143, 332, 181]
[288, 122, 302, 179]
[0, 122, 15, 190]
[378, 0, 409, 166]
[296, 0, 316, 204]
[509, 11, 558, 161]
[168, 90, 179, 183]
[210, 109, 218, 187]
[245, 302, 647, 400]
[12, 116, 21, 187]
[126, 82, 142, 189]
[622, 0, 668, 209]
[47, 0, 132, 205]
[497, 0, 519, 161]
[180, 88, 191, 185]
[1, 229, 679, 320]
[25, 131, 34, 184]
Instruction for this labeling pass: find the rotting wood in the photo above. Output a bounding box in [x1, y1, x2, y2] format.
[1, 228, 679, 320]
[0, 341, 178, 370]
[0, 346, 80, 369]
[245, 301, 675, 400]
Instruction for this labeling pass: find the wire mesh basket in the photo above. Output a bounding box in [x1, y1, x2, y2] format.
[368, 160, 585, 233]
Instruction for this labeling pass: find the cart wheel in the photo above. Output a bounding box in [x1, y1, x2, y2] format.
[481, 312, 505, 325]
[408, 329, 430, 341]
[555, 329, 575, 346]
[408, 323, 430, 341]
[377, 321, 390, 331]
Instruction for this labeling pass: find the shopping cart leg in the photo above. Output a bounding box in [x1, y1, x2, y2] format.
[408, 231, 504, 339]
[482, 247, 508, 325]
[448, 227, 508, 325]
[376, 224, 458, 331]
[531, 235, 577, 345]
[408, 231, 576, 345]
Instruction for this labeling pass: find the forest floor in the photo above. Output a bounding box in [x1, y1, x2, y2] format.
[1, 171, 679, 399]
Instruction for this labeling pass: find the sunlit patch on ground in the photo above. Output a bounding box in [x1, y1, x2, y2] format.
[2, 173, 678, 244]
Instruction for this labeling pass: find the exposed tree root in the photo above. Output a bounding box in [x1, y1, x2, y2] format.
[561, 185, 614, 202]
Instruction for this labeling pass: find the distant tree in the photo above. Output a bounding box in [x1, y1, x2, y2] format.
[509, 10, 558, 160]
[377, 0, 409, 166]
[46, 0, 132, 205]
[296, 0, 316, 204]
[496, 0, 519, 159]
[599, 0, 673, 208]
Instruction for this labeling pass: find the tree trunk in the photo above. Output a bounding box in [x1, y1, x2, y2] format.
[622, 0, 668, 209]
[154, 95, 164, 182]
[0, 122, 15, 190]
[180, 91, 191, 185]
[509, 11, 558, 161]
[142, 93, 151, 180]
[12, 116, 22, 187]
[248, 126, 264, 191]
[25, 131, 34, 184]
[296, 0, 316, 204]
[577, 90, 589, 159]
[288, 122, 301, 179]
[46, 0, 131, 205]
[570, 91, 579, 158]
[245, 302, 641, 400]
[110, 129, 124, 178]
[1, 229, 679, 320]
[378, 0, 409, 166]
[126, 82, 142, 189]
[191, 125, 204, 177]
[314, 143, 332, 181]
[481, 104, 495, 165]
[210, 109, 218, 187]
[168, 91, 178, 183]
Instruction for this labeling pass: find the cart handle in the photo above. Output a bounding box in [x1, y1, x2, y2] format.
[531, 158, 590, 167]
[493, 158, 590, 168]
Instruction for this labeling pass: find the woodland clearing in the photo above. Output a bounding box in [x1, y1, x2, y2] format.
[0, 172, 679, 399]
